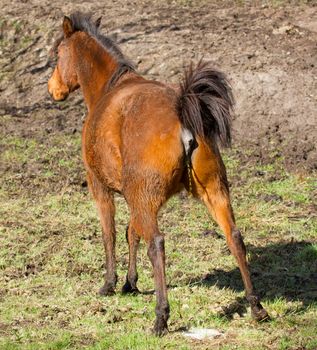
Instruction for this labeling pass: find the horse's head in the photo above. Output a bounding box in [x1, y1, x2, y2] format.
[48, 16, 81, 101]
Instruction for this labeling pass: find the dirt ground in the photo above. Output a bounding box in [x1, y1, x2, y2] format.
[0, 0, 316, 172]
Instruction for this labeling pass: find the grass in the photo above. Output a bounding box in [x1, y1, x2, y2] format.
[0, 129, 316, 349]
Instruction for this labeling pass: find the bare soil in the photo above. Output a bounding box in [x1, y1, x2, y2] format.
[1, 0, 316, 171]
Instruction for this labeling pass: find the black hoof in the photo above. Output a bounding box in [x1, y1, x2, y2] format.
[121, 277, 140, 294]
[99, 284, 116, 296]
[153, 318, 168, 337]
[247, 294, 269, 321]
[121, 282, 139, 295]
[251, 306, 269, 322]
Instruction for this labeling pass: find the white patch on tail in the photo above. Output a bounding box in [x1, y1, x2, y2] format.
[181, 128, 194, 156]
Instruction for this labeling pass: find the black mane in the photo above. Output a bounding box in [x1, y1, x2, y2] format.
[52, 11, 135, 88]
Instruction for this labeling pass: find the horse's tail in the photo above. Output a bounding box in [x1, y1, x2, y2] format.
[177, 60, 234, 148]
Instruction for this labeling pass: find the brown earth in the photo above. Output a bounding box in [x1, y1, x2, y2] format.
[1, 0, 316, 172]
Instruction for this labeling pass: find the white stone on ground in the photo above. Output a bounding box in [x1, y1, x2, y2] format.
[183, 328, 223, 340]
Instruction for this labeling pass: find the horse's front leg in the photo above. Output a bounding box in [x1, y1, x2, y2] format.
[87, 173, 117, 295]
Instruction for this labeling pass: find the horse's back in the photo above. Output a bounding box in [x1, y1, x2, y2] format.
[122, 81, 182, 162]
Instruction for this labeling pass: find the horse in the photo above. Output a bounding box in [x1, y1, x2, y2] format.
[48, 12, 268, 335]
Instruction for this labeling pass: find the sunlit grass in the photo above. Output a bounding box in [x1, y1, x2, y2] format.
[0, 130, 316, 349]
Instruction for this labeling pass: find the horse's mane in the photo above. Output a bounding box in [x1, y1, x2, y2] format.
[51, 11, 135, 88]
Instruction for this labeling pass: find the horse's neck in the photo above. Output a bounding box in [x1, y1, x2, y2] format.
[74, 35, 118, 111]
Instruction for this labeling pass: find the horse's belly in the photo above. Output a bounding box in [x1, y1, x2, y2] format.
[98, 150, 123, 192]
[82, 136, 123, 193]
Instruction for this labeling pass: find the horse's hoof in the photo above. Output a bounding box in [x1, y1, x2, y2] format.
[121, 279, 140, 295]
[252, 306, 269, 322]
[99, 284, 116, 296]
[153, 319, 168, 337]
[247, 294, 269, 322]
[121, 281, 140, 295]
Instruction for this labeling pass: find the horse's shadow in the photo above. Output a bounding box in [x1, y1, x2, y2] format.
[177, 241, 317, 318]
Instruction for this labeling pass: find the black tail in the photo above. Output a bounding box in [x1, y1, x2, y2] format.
[178, 60, 234, 148]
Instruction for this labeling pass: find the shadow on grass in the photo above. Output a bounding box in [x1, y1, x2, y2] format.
[183, 241, 317, 317]
[122, 241, 317, 319]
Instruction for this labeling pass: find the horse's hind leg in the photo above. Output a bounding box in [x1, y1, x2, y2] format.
[87, 173, 117, 295]
[122, 223, 140, 294]
[202, 187, 268, 320]
[125, 185, 169, 335]
[191, 141, 268, 321]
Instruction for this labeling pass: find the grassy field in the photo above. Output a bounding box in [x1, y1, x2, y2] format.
[0, 129, 316, 350]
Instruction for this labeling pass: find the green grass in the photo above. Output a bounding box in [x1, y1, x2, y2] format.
[0, 130, 316, 349]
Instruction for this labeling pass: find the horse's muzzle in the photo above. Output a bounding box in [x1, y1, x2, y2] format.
[48, 70, 70, 101]
[48, 84, 69, 101]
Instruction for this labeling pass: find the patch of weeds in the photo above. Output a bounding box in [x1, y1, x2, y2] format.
[307, 338, 317, 350]
[20, 35, 33, 48]
[58, 159, 77, 169]
[0, 333, 73, 350]
[1, 136, 38, 163]
[295, 243, 317, 262]
[11, 20, 23, 34]
[279, 336, 293, 350]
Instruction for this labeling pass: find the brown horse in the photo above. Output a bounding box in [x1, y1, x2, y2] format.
[48, 12, 268, 335]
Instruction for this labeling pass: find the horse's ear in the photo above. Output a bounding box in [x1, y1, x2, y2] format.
[63, 16, 74, 38]
[95, 17, 102, 29]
